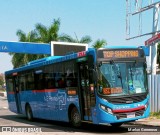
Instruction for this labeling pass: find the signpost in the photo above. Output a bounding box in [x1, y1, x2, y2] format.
[51, 41, 88, 56]
[145, 33, 160, 46]
[144, 3, 160, 75]
[0, 41, 51, 55]
[145, 33, 160, 74]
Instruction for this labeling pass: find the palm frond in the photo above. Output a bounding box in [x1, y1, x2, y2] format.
[92, 39, 107, 49]
[35, 23, 48, 42]
[16, 30, 26, 42]
[27, 30, 39, 42]
[48, 19, 61, 41]
[59, 34, 77, 42]
[80, 35, 92, 43]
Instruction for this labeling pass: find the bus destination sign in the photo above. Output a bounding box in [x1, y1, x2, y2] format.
[103, 50, 139, 59]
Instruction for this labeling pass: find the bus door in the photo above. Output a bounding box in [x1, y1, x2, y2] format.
[13, 75, 22, 113]
[78, 62, 92, 121]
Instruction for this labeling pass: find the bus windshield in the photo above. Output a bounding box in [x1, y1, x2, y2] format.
[98, 61, 147, 96]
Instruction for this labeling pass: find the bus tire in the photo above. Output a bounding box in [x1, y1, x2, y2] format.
[110, 123, 123, 127]
[26, 104, 33, 121]
[70, 107, 81, 127]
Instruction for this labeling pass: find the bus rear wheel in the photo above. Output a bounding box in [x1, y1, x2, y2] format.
[70, 107, 81, 127]
[26, 105, 33, 121]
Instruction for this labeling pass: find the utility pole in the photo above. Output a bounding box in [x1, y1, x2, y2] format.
[151, 3, 159, 75]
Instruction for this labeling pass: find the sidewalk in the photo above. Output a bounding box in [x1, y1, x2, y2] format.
[130, 118, 160, 126]
[0, 91, 7, 98]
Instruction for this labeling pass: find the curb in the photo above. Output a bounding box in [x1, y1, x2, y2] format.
[135, 121, 160, 126]
[129, 119, 160, 126]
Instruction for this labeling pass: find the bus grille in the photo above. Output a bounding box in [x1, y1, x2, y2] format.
[115, 109, 145, 120]
[107, 94, 147, 104]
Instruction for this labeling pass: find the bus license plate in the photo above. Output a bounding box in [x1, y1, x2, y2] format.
[127, 112, 135, 118]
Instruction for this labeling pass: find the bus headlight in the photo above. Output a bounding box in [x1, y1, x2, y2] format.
[145, 101, 149, 110]
[100, 104, 113, 115]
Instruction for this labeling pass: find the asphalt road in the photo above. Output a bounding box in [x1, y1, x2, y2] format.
[0, 97, 159, 135]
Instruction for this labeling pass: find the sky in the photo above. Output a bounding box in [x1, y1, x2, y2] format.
[0, 0, 157, 73]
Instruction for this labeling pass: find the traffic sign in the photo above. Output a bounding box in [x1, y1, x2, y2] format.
[145, 33, 160, 45]
[0, 41, 50, 54]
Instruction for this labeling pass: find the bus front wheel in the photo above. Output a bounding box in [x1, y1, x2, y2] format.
[26, 105, 33, 121]
[70, 107, 81, 127]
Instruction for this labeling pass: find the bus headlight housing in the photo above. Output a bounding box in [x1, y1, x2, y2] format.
[100, 104, 113, 115]
[145, 101, 149, 110]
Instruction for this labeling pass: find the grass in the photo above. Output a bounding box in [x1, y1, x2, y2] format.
[149, 112, 160, 119]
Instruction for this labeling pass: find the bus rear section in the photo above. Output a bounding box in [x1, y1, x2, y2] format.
[4, 52, 95, 126]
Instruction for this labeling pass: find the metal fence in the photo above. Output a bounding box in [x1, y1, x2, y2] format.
[148, 75, 160, 112]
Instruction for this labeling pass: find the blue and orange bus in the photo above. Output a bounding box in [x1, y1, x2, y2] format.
[5, 46, 149, 127]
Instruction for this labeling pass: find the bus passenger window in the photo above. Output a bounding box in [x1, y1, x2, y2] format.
[65, 61, 78, 87]
[20, 82, 24, 90]
[35, 73, 44, 90]
[47, 79, 54, 89]
[58, 77, 65, 88]
[25, 72, 35, 90]
[19, 74, 26, 91]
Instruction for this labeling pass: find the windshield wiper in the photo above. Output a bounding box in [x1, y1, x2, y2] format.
[110, 60, 123, 88]
[129, 65, 134, 91]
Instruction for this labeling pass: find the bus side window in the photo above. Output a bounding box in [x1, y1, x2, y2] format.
[19, 73, 26, 91]
[6, 77, 14, 93]
[46, 78, 55, 89]
[20, 82, 24, 91]
[65, 61, 78, 87]
[35, 73, 45, 90]
[44, 65, 55, 89]
[58, 77, 65, 88]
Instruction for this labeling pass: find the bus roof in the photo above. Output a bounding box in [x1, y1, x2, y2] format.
[105, 45, 139, 49]
[5, 50, 92, 75]
[5, 46, 143, 75]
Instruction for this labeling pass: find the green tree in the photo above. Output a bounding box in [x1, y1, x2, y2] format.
[10, 30, 41, 68]
[92, 39, 107, 49]
[60, 33, 92, 44]
[0, 75, 4, 86]
[10, 18, 68, 68]
[35, 18, 70, 42]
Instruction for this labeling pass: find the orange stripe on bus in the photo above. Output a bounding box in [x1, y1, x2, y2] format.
[8, 91, 15, 94]
[32, 89, 57, 93]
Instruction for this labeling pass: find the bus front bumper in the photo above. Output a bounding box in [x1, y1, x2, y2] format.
[96, 105, 150, 125]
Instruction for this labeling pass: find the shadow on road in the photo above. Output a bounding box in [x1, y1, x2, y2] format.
[0, 114, 131, 133]
[1, 114, 160, 133]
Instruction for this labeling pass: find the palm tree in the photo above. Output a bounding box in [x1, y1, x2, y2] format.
[35, 18, 68, 42]
[10, 30, 41, 68]
[60, 33, 92, 44]
[92, 39, 107, 49]
[11, 18, 64, 68]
